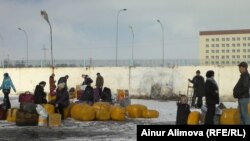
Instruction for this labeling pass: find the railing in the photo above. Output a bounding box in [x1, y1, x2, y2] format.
[0, 59, 248, 68]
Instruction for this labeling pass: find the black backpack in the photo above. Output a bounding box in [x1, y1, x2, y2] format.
[102, 87, 112, 103]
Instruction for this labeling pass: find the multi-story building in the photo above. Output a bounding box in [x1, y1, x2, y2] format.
[199, 29, 250, 65]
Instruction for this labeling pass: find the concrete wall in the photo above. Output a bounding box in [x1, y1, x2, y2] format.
[0, 66, 240, 101]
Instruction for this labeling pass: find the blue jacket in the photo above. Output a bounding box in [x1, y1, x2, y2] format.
[0, 77, 16, 92]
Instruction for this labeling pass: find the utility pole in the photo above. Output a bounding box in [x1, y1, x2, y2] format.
[42, 45, 47, 66]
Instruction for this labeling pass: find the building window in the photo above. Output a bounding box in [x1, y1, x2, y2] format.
[226, 38, 230, 41]
[237, 61, 240, 64]
[237, 43, 240, 47]
[248, 55, 250, 58]
[226, 50, 230, 53]
[206, 50, 209, 53]
[226, 44, 230, 47]
[232, 55, 235, 59]
[216, 44, 219, 47]
[211, 61, 215, 64]
[243, 49, 246, 52]
[206, 38, 209, 42]
[206, 44, 209, 47]
[211, 50, 215, 53]
[237, 37, 240, 41]
[226, 55, 229, 59]
[237, 49, 240, 53]
[222, 38, 225, 41]
[212, 44, 215, 47]
[221, 61, 225, 64]
[243, 37, 246, 40]
[226, 61, 229, 64]
[212, 38, 215, 41]
[232, 37, 235, 41]
[248, 43, 250, 46]
[222, 44, 225, 47]
[216, 61, 219, 64]
[222, 50, 225, 53]
[211, 56, 214, 59]
[216, 56, 219, 59]
[232, 44, 235, 47]
[205, 61, 209, 64]
[248, 37, 250, 40]
[243, 55, 246, 58]
[222, 56, 225, 59]
[243, 43, 246, 46]
[232, 49, 235, 53]
[206, 56, 209, 59]
[216, 50, 219, 53]
[248, 49, 250, 52]
[216, 38, 219, 41]
[237, 55, 240, 58]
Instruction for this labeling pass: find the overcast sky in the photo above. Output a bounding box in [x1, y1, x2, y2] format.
[0, 0, 250, 61]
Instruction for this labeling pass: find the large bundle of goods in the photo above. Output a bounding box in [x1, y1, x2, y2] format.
[142, 109, 159, 118]
[93, 102, 112, 111]
[49, 113, 61, 127]
[19, 91, 34, 104]
[42, 104, 55, 115]
[16, 109, 39, 126]
[0, 106, 7, 120]
[220, 108, 240, 125]
[95, 109, 110, 121]
[6, 108, 18, 122]
[70, 103, 95, 121]
[64, 103, 77, 118]
[110, 106, 126, 121]
[126, 104, 147, 118]
[187, 111, 200, 125]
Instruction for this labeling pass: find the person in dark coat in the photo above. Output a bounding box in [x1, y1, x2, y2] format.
[57, 75, 69, 90]
[95, 73, 104, 97]
[205, 70, 219, 125]
[49, 73, 56, 96]
[55, 82, 69, 120]
[176, 95, 190, 125]
[188, 70, 205, 108]
[82, 74, 93, 86]
[34, 81, 47, 104]
[79, 85, 94, 105]
[233, 62, 250, 125]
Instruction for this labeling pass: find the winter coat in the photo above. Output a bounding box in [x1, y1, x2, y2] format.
[82, 77, 93, 86]
[57, 76, 68, 89]
[49, 75, 56, 91]
[176, 103, 190, 125]
[189, 75, 205, 97]
[34, 85, 47, 104]
[0, 77, 16, 93]
[96, 76, 104, 88]
[205, 78, 219, 104]
[233, 72, 250, 99]
[80, 86, 94, 103]
[55, 88, 70, 107]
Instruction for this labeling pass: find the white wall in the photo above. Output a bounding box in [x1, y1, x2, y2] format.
[0, 66, 241, 101]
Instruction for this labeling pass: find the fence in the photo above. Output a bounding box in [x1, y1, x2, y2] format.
[0, 59, 248, 68]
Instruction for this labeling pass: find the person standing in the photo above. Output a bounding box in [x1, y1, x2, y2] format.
[204, 70, 219, 125]
[233, 62, 250, 125]
[188, 70, 205, 108]
[58, 75, 69, 90]
[0, 73, 16, 109]
[55, 82, 69, 120]
[34, 81, 47, 104]
[95, 73, 104, 97]
[49, 73, 56, 96]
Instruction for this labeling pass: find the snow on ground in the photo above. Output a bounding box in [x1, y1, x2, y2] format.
[0, 97, 239, 141]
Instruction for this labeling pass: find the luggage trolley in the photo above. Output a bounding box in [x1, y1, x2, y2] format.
[186, 82, 194, 105]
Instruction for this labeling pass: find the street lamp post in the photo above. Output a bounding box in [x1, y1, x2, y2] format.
[18, 27, 29, 67]
[157, 19, 165, 67]
[42, 45, 47, 67]
[128, 25, 134, 66]
[41, 10, 54, 73]
[115, 8, 127, 66]
[0, 34, 4, 68]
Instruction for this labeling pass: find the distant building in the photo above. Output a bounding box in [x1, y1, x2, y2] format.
[199, 29, 250, 65]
